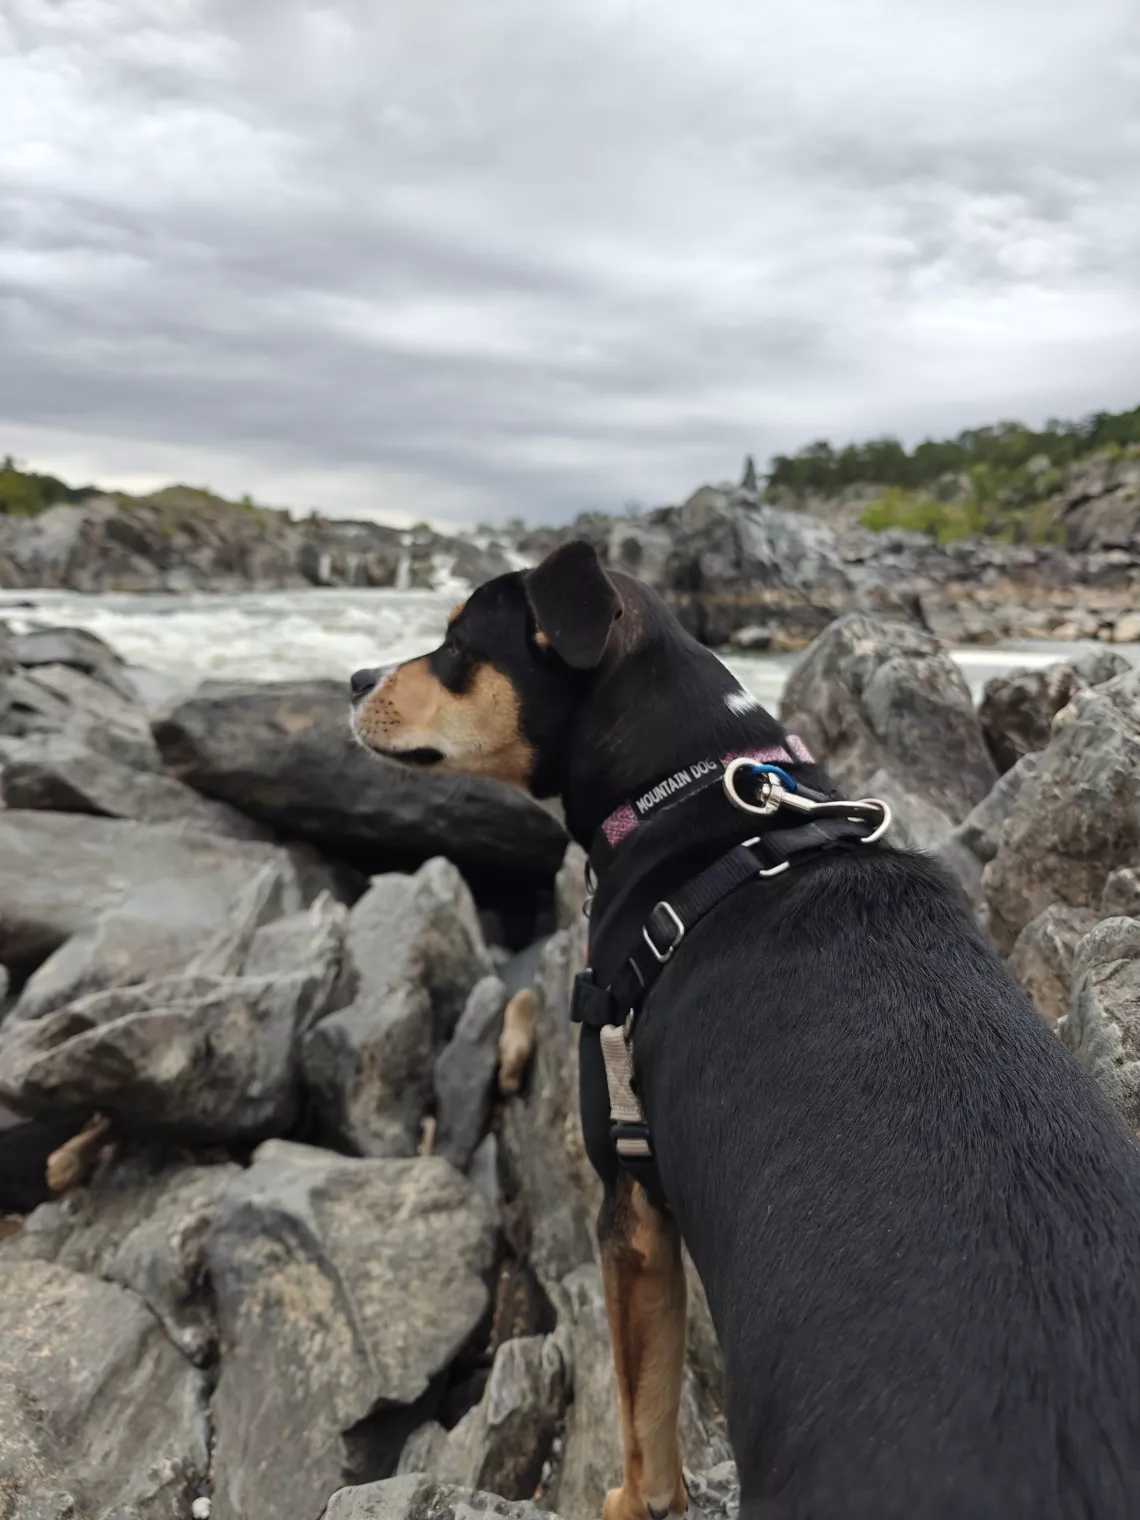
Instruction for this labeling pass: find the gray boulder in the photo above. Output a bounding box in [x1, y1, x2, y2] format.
[323, 1476, 560, 1520]
[983, 668, 1140, 952]
[153, 680, 568, 880]
[0, 1152, 237, 1364]
[0, 809, 338, 974]
[0, 732, 270, 837]
[979, 652, 1131, 772]
[0, 1259, 209, 1518]
[938, 754, 1043, 905]
[435, 977, 508, 1170]
[1008, 904, 1103, 1028]
[780, 613, 997, 828]
[1060, 917, 1140, 1131]
[685, 1461, 741, 1520]
[500, 929, 595, 1293]
[400, 1335, 567, 1501]
[1103, 867, 1140, 918]
[0, 659, 161, 772]
[9, 624, 138, 699]
[0, 961, 340, 1140]
[302, 860, 492, 1156]
[207, 1142, 497, 1520]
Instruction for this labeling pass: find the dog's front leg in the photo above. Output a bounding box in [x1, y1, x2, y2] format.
[599, 1171, 689, 1520]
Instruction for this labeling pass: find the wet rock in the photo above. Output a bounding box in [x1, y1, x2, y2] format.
[979, 652, 1131, 773]
[0, 733, 270, 837]
[0, 659, 161, 772]
[1008, 904, 1102, 1028]
[402, 1335, 568, 1500]
[153, 681, 568, 882]
[323, 1476, 559, 1520]
[207, 1141, 497, 1520]
[0, 959, 340, 1140]
[983, 668, 1140, 952]
[0, 1259, 209, 1518]
[302, 860, 492, 1157]
[1060, 917, 1140, 1130]
[780, 613, 996, 828]
[0, 1152, 237, 1364]
[1103, 867, 1140, 918]
[0, 809, 333, 976]
[435, 978, 508, 1171]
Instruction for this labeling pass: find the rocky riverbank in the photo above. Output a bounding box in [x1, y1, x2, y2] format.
[1, 609, 1138, 1519]
[3, 451, 1140, 653]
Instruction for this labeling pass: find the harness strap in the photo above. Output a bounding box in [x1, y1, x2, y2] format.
[573, 810, 887, 1169]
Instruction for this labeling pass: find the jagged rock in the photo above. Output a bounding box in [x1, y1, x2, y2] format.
[1008, 904, 1102, 1028]
[304, 983, 435, 1157]
[323, 1476, 560, 1520]
[684, 1461, 740, 1520]
[779, 613, 997, 828]
[400, 1335, 567, 1500]
[435, 978, 508, 1171]
[0, 1153, 238, 1363]
[1060, 917, 1140, 1130]
[8, 624, 139, 698]
[979, 652, 1131, 772]
[0, 809, 337, 975]
[983, 668, 1140, 952]
[0, 959, 340, 1140]
[1103, 867, 1140, 918]
[555, 843, 589, 929]
[0, 659, 161, 771]
[500, 929, 595, 1293]
[153, 681, 568, 881]
[207, 1142, 497, 1520]
[244, 895, 351, 977]
[937, 754, 1042, 905]
[0, 1259, 209, 1518]
[468, 1134, 501, 1217]
[0, 733, 270, 837]
[549, 1266, 731, 1520]
[302, 861, 492, 1157]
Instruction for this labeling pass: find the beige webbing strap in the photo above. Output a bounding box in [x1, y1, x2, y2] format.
[599, 1023, 652, 1158]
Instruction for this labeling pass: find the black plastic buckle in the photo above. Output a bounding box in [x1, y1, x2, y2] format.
[570, 970, 618, 1028]
[642, 901, 686, 963]
[611, 1121, 653, 1158]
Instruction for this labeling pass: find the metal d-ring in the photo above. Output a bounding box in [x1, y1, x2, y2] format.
[854, 799, 892, 844]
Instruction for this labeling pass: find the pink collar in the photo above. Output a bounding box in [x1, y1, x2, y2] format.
[599, 735, 815, 849]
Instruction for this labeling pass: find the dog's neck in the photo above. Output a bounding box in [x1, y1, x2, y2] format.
[558, 631, 811, 847]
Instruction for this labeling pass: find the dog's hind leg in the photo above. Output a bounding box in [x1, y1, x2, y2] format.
[599, 1172, 689, 1520]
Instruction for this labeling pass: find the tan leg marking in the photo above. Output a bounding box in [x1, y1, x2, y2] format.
[600, 1175, 689, 1520]
[46, 1113, 111, 1196]
[498, 988, 536, 1094]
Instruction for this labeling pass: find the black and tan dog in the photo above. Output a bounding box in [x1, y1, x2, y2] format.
[351, 541, 1140, 1520]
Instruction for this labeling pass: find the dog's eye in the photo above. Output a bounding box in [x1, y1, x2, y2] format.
[446, 637, 461, 657]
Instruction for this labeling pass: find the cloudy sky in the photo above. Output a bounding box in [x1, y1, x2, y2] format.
[1, 1, 1138, 527]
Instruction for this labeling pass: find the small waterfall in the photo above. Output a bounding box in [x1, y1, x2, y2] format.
[395, 551, 412, 590]
[317, 551, 332, 585]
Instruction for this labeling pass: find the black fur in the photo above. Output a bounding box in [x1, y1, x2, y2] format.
[390, 545, 1140, 1517]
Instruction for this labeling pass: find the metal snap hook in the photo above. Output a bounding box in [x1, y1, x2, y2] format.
[723, 757, 783, 816]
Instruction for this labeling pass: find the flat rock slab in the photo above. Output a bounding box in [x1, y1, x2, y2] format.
[153, 680, 568, 880]
[0, 1259, 209, 1518]
[0, 809, 331, 973]
[207, 1141, 497, 1520]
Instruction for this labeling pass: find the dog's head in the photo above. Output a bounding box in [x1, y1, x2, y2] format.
[350, 540, 623, 797]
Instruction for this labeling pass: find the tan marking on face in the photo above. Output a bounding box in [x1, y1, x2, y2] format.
[447, 601, 467, 626]
[354, 656, 534, 788]
[533, 629, 552, 650]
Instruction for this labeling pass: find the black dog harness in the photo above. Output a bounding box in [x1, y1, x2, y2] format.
[571, 757, 891, 1196]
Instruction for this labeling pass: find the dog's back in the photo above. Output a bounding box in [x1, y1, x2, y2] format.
[642, 848, 1140, 1520]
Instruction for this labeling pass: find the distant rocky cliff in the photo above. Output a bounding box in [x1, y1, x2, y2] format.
[1, 453, 1139, 649]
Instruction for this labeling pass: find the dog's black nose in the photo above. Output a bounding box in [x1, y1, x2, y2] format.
[350, 667, 378, 700]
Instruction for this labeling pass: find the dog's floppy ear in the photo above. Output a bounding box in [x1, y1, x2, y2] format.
[526, 540, 622, 670]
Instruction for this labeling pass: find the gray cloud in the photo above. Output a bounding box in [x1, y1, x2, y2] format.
[1, 0, 1138, 526]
